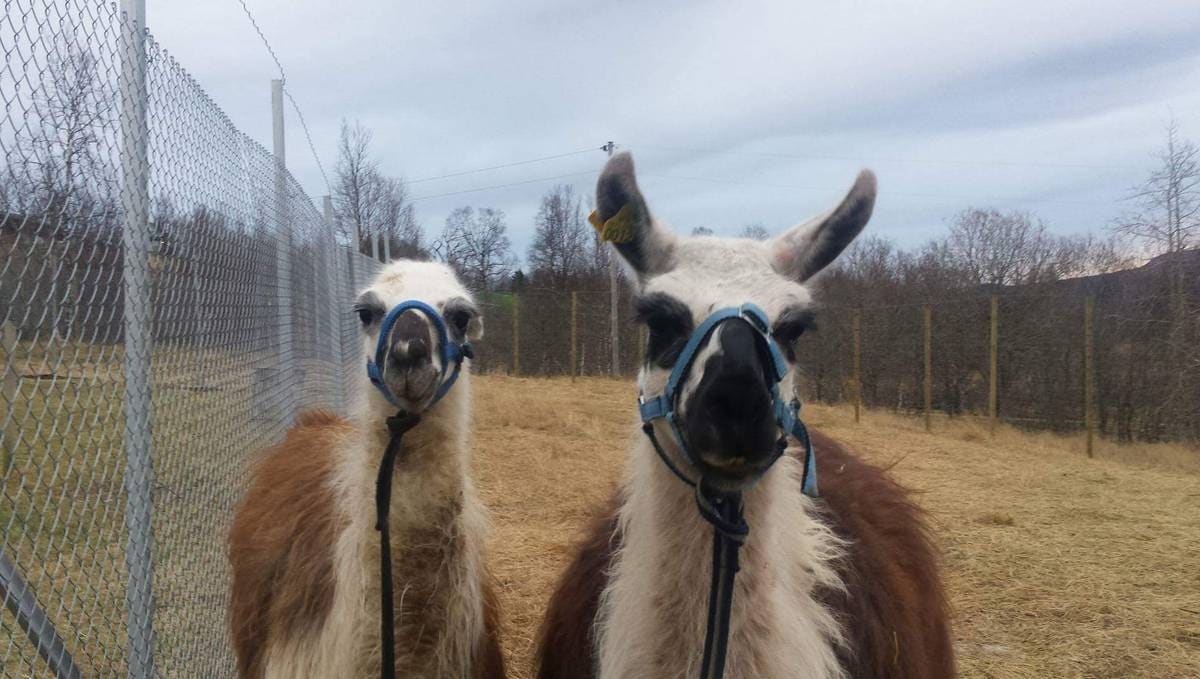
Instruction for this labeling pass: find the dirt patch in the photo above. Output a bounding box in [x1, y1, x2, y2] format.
[472, 375, 1200, 678]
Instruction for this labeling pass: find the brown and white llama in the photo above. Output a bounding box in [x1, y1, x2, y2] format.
[228, 260, 505, 679]
[537, 153, 954, 679]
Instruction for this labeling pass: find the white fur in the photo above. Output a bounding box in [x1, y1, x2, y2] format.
[264, 260, 490, 679]
[599, 234, 847, 678]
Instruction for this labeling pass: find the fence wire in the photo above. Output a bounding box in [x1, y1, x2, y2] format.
[1, 1, 380, 675]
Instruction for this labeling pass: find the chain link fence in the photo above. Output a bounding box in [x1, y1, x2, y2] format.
[1, 1, 381, 675]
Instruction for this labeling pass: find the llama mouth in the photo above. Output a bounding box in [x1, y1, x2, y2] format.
[383, 369, 438, 410]
[695, 453, 774, 489]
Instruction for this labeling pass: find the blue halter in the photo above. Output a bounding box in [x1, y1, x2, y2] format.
[365, 300, 473, 410]
[637, 303, 818, 497]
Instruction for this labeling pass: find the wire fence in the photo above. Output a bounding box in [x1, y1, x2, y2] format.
[1, 1, 381, 675]
[477, 275, 1198, 446]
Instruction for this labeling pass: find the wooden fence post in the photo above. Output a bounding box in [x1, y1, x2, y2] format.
[989, 295, 999, 436]
[1085, 296, 1095, 458]
[570, 291, 578, 381]
[511, 294, 520, 377]
[853, 309, 862, 424]
[923, 305, 932, 433]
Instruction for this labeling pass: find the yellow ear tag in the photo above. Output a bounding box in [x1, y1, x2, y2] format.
[588, 203, 637, 244]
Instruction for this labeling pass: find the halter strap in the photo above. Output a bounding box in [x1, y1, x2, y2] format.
[366, 300, 473, 409]
[638, 304, 817, 496]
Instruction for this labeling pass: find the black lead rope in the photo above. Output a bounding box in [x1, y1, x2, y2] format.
[697, 488, 747, 679]
[644, 424, 761, 679]
[374, 411, 422, 679]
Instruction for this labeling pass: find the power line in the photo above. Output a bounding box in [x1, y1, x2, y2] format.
[235, 0, 332, 195]
[639, 143, 1136, 172]
[409, 147, 604, 184]
[410, 171, 598, 202]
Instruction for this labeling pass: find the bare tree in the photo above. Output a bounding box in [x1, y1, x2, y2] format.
[738, 222, 771, 240]
[14, 43, 114, 232]
[691, 226, 715, 236]
[434, 207, 515, 292]
[334, 119, 383, 254]
[376, 175, 425, 259]
[1114, 119, 1200, 255]
[528, 184, 589, 285]
[333, 119, 423, 259]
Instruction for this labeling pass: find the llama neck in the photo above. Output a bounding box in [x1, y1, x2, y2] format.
[597, 435, 846, 679]
[335, 382, 487, 677]
[348, 379, 475, 527]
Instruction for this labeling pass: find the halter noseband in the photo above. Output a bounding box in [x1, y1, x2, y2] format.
[366, 299, 473, 409]
[366, 299, 472, 679]
[637, 302, 818, 679]
[638, 302, 817, 496]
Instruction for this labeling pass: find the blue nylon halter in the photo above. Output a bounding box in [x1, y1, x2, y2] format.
[365, 300, 472, 409]
[638, 303, 818, 497]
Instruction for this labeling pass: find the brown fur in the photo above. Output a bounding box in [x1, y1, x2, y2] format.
[809, 429, 956, 678]
[228, 410, 507, 678]
[534, 429, 955, 678]
[228, 410, 350, 678]
[535, 492, 623, 679]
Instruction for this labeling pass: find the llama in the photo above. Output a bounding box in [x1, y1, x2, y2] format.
[536, 153, 954, 679]
[228, 260, 505, 679]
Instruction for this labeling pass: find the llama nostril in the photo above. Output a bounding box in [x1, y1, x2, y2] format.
[390, 338, 430, 370]
[407, 339, 429, 363]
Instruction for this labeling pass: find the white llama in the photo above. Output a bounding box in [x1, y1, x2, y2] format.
[228, 260, 504, 679]
[537, 153, 954, 679]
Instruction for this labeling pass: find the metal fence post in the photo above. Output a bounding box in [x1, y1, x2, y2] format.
[271, 79, 294, 421]
[324, 196, 345, 411]
[119, 1, 155, 676]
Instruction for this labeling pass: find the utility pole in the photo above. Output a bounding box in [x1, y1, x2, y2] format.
[603, 141, 619, 376]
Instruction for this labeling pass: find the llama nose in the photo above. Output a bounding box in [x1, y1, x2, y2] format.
[705, 375, 769, 421]
[387, 310, 433, 371]
[390, 336, 430, 370]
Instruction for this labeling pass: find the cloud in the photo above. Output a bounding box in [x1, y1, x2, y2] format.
[148, 0, 1200, 257]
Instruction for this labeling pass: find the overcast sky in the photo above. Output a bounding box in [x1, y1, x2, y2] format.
[148, 0, 1200, 261]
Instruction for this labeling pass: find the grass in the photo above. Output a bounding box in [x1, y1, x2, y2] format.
[3, 373, 1198, 677]
[472, 376, 1200, 679]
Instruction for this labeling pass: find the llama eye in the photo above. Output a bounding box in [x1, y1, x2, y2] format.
[635, 293, 694, 368]
[446, 310, 471, 336]
[772, 309, 816, 361]
[354, 305, 382, 326]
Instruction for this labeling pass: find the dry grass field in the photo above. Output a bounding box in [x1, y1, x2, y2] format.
[472, 375, 1200, 679]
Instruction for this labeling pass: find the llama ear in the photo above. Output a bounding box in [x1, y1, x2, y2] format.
[593, 152, 676, 277]
[768, 170, 877, 282]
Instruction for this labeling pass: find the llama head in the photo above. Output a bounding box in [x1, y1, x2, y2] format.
[354, 260, 483, 414]
[597, 152, 875, 487]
